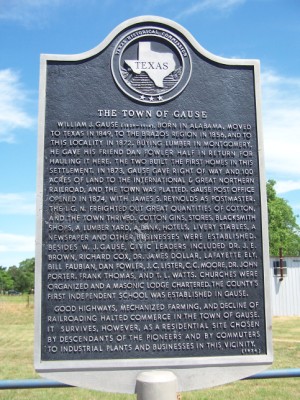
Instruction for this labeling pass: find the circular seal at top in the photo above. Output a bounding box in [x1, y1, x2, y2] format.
[111, 26, 192, 104]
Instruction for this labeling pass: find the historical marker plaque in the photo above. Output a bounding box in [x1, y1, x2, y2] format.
[35, 16, 272, 393]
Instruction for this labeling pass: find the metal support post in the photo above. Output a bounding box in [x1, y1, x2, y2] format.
[136, 371, 178, 400]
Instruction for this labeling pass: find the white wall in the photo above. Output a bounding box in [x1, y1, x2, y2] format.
[270, 257, 300, 316]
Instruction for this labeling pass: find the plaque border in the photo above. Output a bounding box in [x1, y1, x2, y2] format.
[35, 15, 273, 393]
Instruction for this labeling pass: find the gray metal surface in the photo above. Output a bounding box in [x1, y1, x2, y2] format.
[35, 15, 272, 393]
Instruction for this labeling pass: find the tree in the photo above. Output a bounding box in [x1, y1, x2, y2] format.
[267, 179, 300, 256]
[19, 257, 35, 293]
[7, 258, 35, 293]
[0, 266, 14, 293]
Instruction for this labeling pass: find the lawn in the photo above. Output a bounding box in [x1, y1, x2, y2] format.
[0, 295, 299, 399]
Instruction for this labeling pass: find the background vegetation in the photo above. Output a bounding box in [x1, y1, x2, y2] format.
[0, 258, 34, 294]
[267, 180, 300, 256]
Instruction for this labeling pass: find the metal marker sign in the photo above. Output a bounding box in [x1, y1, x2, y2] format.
[35, 16, 272, 393]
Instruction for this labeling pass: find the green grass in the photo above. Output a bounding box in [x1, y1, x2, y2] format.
[0, 295, 299, 399]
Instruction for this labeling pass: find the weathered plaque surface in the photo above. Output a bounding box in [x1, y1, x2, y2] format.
[35, 16, 272, 393]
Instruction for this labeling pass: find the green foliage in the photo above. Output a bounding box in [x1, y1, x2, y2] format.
[0, 266, 14, 292]
[6, 258, 35, 294]
[267, 179, 300, 256]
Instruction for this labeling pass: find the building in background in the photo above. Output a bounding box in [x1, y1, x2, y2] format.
[270, 257, 300, 316]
